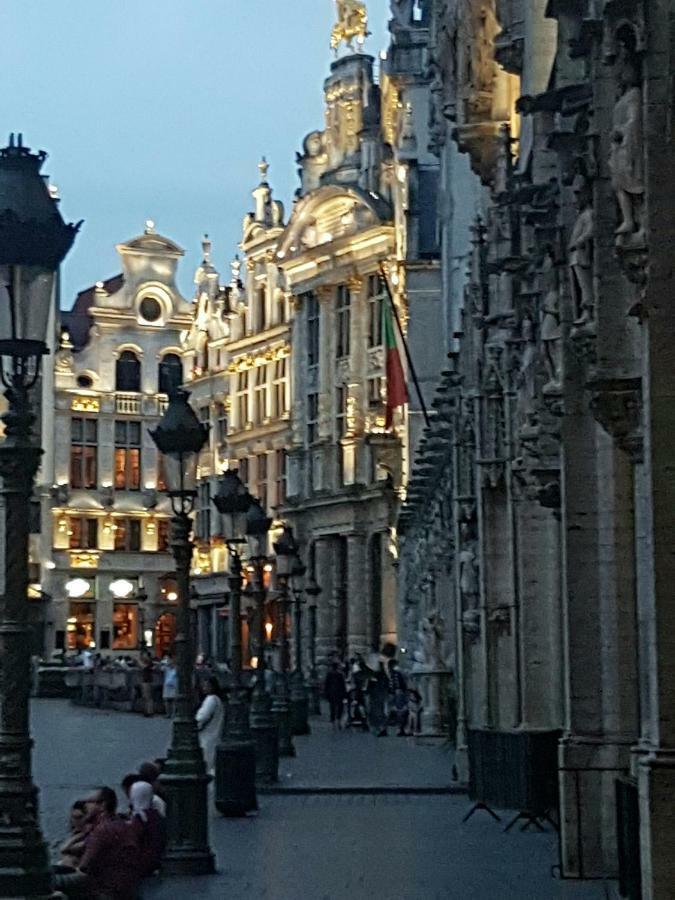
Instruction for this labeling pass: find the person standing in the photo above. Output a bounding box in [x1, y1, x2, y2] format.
[140, 652, 154, 718]
[196, 676, 224, 775]
[161, 657, 177, 718]
[324, 662, 347, 729]
[366, 654, 389, 737]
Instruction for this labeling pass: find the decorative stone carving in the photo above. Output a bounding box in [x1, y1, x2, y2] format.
[609, 32, 644, 242]
[568, 175, 595, 332]
[588, 376, 643, 463]
[331, 0, 368, 54]
[390, 0, 414, 29]
[416, 612, 447, 670]
[540, 246, 562, 391]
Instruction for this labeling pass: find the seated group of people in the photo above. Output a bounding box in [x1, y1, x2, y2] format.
[54, 761, 167, 900]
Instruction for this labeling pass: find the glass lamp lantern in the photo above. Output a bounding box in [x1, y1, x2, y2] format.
[245, 498, 272, 560]
[273, 524, 300, 578]
[0, 135, 81, 386]
[212, 469, 252, 545]
[149, 389, 209, 514]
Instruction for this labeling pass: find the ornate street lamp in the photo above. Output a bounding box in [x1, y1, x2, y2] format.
[271, 524, 297, 757]
[289, 554, 310, 735]
[211, 468, 258, 813]
[245, 499, 279, 784]
[305, 574, 323, 715]
[0, 134, 80, 898]
[149, 390, 214, 875]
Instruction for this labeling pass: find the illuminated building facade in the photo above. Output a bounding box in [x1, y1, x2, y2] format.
[41, 223, 192, 657]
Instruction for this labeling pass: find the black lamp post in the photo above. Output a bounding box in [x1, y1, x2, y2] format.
[289, 555, 310, 736]
[271, 525, 297, 757]
[245, 499, 279, 783]
[305, 574, 322, 715]
[0, 134, 80, 898]
[137, 579, 148, 652]
[149, 390, 214, 875]
[211, 469, 258, 814]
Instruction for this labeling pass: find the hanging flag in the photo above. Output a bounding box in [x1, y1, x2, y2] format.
[383, 296, 408, 429]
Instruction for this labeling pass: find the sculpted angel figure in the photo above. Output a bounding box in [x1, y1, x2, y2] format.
[331, 0, 369, 53]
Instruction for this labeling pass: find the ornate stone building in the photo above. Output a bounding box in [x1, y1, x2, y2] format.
[41, 223, 191, 658]
[276, 7, 449, 661]
[398, 1, 675, 895]
[182, 165, 291, 662]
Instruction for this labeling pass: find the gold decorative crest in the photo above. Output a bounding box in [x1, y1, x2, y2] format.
[331, 0, 369, 53]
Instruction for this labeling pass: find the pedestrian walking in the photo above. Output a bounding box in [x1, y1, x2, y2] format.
[196, 676, 224, 774]
[366, 653, 389, 736]
[324, 661, 347, 729]
[161, 657, 177, 718]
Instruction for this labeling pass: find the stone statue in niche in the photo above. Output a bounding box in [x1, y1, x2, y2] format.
[390, 0, 414, 28]
[416, 613, 446, 670]
[540, 246, 562, 388]
[609, 33, 644, 240]
[459, 543, 479, 611]
[568, 175, 595, 328]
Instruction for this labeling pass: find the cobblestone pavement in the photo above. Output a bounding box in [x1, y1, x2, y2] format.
[33, 701, 610, 900]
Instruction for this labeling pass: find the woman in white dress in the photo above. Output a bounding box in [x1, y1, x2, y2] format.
[196, 677, 224, 774]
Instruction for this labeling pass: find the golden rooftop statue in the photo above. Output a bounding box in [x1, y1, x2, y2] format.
[331, 0, 369, 54]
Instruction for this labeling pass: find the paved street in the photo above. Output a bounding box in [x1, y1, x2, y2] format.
[33, 701, 610, 900]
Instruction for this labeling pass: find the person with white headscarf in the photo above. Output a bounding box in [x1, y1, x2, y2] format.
[128, 781, 166, 877]
[195, 676, 224, 774]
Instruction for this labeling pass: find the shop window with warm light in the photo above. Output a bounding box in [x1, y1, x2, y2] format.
[69, 516, 98, 550]
[114, 420, 141, 490]
[157, 519, 170, 552]
[112, 603, 138, 650]
[114, 518, 142, 552]
[66, 601, 96, 651]
[70, 417, 98, 489]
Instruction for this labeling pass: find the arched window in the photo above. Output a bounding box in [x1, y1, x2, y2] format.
[115, 350, 141, 392]
[158, 353, 182, 396]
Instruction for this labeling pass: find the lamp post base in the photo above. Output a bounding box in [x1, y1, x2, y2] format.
[250, 721, 279, 784]
[0, 823, 53, 899]
[310, 678, 322, 716]
[214, 739, 257, 816]
[271, 696, 296, 757]
[290, 673, 311, 736]
[160, 754, 215, 876]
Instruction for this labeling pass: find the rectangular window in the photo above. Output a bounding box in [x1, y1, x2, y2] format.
[114, 518, 142, 552]
[336, 284, 351, 358]
[275, 449, 287, 506]
[368, 376, 385, 409]
[236, 371, 249, 428]
[157, 519, 170, 552]
[70, 417, 98, 489]
[239, 457, 249, 487]
[367, 274, 385, 347]
[196, 480, 211, 540]
[273, 358, 287, 418]
[69, 516, 98, 550]
[254, 365, 268, 424]
[256, 454, 268, 511]
[114, 420, 141, 491]
[216, 402, 228, 443]
[306, 292, 320, 367]
[307, 393, 319, 445]
[336, 385, 348, 439]
[67, 601, 96, 651]
[157, 453, 167, 492]
[112, 603, 138, 650]
[277, 293, 287, 325]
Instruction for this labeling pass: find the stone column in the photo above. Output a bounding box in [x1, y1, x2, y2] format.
[313, 538, 335, 665]
[346, 532, 368, 657]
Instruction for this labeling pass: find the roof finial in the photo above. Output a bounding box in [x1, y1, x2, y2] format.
[144, 219, 156, 234]
[202, 233, 212, 262]
[258, 157, 269, 183]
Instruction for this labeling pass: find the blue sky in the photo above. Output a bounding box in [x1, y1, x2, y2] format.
[0, 1, 389, 304]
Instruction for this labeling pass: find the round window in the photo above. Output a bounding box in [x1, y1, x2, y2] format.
[139, 297, 162, 322]
[76, 374, 93, 389]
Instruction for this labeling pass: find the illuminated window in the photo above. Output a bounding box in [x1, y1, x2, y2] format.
[66, 601, 96, 651]
[114, 420, 141, 490]
[70, 417, 98, 489]
[114, 518, 142, 552]
[367, 275, 385, 347]
[336, 285, 350, 359]
[272, 358, 287, 417]
[115, 350, 141, 392]
[69, 516, 98, 550]
[253, 365, 268, 424]
[112, 603, 138, 650]
[157, 519, 170, 552]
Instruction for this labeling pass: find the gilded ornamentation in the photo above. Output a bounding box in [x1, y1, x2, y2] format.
[331, 0, 369, 53]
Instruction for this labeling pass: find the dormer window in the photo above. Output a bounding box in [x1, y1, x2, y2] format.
[139, 296, 162, 323]
[116, 350, 141, 392]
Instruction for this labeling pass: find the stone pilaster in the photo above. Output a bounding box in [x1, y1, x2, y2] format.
[346, 532, 368, 656]
[313, 538, 336, 663]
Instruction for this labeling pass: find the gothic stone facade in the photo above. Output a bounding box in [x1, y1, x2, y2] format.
[398, 1, 675, 896]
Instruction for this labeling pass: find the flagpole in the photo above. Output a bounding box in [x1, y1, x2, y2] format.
[379, 264, 431, 429]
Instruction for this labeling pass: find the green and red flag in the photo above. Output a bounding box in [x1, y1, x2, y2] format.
[382, 297, 408, 429]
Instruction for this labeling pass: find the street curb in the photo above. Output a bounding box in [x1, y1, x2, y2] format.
[258, 784, 468, 796]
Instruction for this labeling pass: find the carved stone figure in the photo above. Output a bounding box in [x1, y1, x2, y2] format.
[417, 613, 446, 669]
[459, 544, 479, 610]
[540, 247, 562, 387]
[568, 176, 595, 327]
[390, 0, 414, 28]
[331, 0, 368, 53]
[609, 41, 644, 238]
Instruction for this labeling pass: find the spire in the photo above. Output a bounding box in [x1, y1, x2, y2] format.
[258, 157, 269, 184]
[201, 233, 212, 263]
[253, 158, 272, 223]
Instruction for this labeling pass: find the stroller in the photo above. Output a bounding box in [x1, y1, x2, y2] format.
[346, 685, 368, 730]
